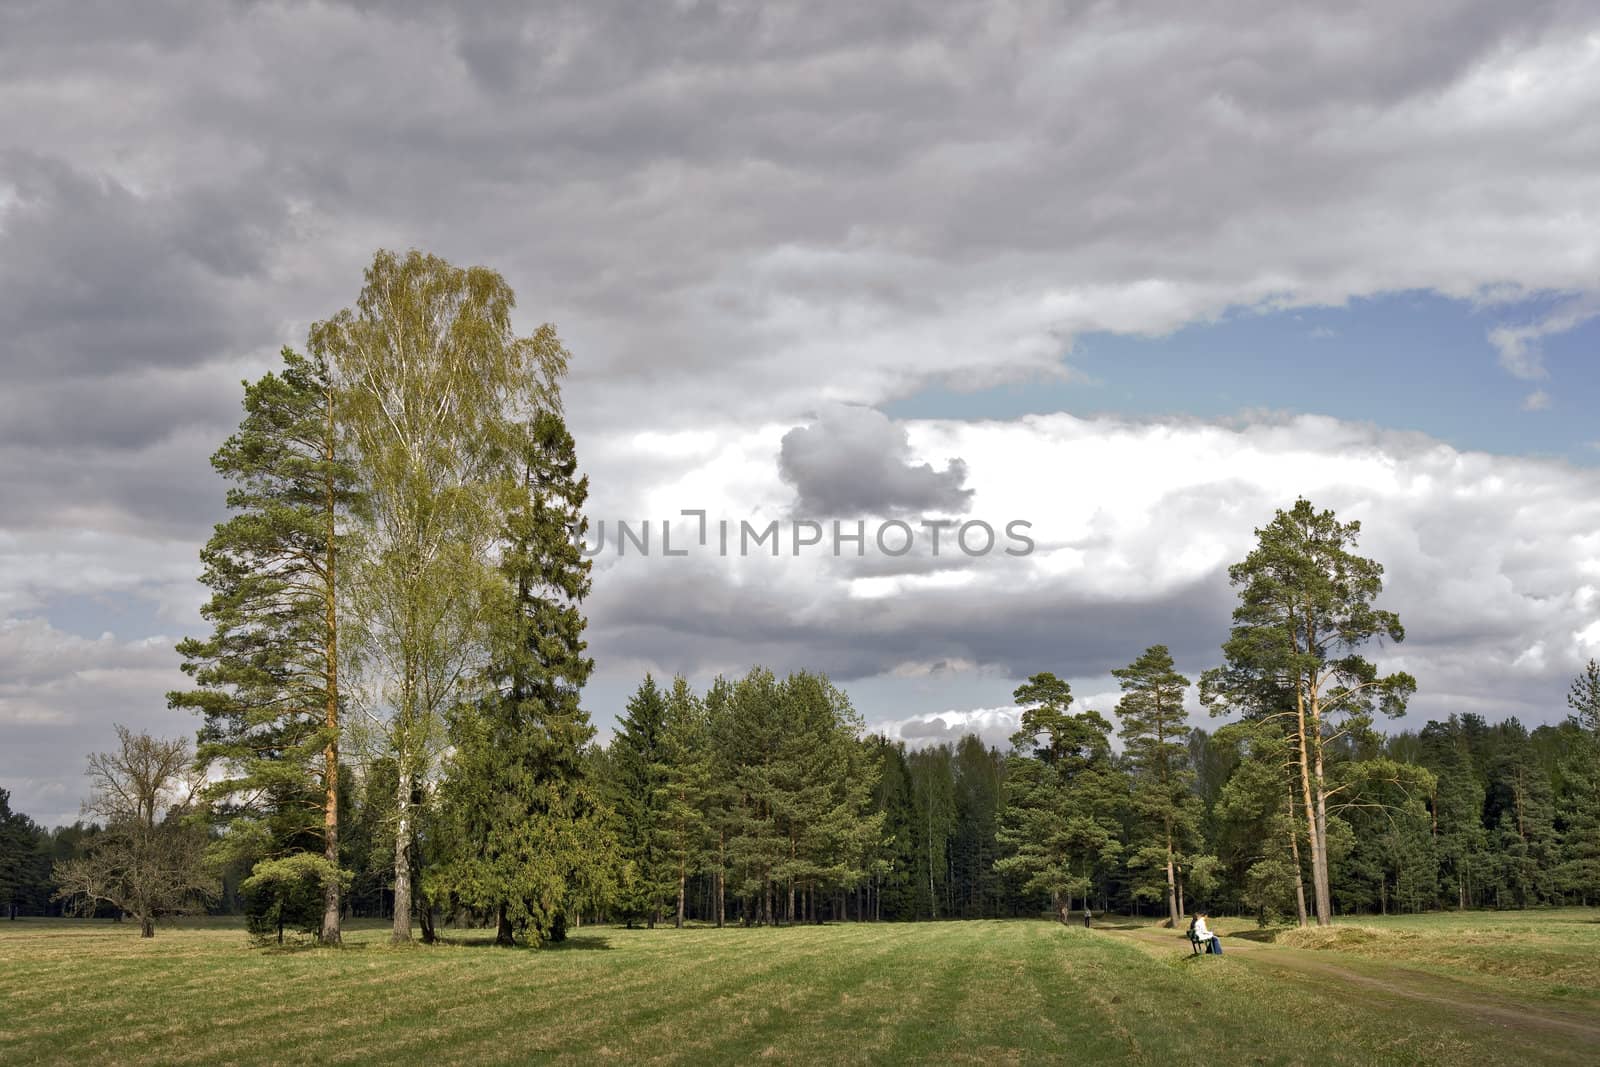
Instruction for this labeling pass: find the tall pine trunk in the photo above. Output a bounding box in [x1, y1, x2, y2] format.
[1311, 724, 1334, 925]
[1163, 820, 1179, 926]
[1287, 787, 1309, 927]
[1294, 666, 1330, 926]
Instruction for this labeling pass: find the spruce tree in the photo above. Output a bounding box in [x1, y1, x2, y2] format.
[609, 675, 672, 926]
[1556, 660, 1600, 902]
[431, 412, 614, 944]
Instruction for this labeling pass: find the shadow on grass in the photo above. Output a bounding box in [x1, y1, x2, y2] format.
[1227, 929, 1280, 943]
[437, 932, 614, 952]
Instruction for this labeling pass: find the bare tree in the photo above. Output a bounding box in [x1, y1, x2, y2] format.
[53, 727, 215, 937]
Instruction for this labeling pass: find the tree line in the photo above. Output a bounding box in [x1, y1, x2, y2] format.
[6, 248, 1597, 939]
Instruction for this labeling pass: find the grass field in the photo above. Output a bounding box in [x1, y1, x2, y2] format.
[2, 911, 1597, 1065]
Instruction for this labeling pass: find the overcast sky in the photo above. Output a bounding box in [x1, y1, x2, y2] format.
[3, 1, 1599, 826]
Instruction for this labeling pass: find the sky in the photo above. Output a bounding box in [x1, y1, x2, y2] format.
[2, 1, 1599, 826]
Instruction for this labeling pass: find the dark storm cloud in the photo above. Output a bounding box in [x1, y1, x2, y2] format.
[584, 551, 1230, 684]
[779, 407, 973, 515]
[0, 153, 285, 380]
[3, 0, 1600, 823]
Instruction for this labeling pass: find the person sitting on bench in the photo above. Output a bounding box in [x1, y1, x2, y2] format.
[1189, 912, 1222, 955]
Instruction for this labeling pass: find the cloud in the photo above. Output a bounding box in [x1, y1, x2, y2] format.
[880, 706, 1022, 752]
[1488, 295, 1600, 383]
[582, 411, 1600, 733]
[0, 617, 191, 827]
[1522, 389, 1552, 412]
[5, 0, 1600, 821]
[778, 406, 973, 515]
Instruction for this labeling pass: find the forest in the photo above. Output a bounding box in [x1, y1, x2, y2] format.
[2, 249, 1597, 943]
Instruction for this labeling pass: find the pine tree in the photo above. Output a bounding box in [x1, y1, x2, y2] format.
[997, 673, 1126, 922]
[169, 347, 358, 943]
[1201, 498, 1415, 926]
[1114, 645, 1202, 926]
[656, 676, 712, 928]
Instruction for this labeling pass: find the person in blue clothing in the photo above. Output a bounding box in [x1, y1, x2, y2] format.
[1192, 912, 1223, 954]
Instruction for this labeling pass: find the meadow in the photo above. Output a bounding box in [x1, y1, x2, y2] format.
[1, 911, 1597, 1066]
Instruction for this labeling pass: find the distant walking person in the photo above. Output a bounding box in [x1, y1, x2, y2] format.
[1083, 906, 1092, 929]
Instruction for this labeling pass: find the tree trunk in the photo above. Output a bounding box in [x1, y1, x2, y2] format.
[496, 905, 514, 946]
[140, 915, 154, 938]
[676, 865, 686, 929]
[1287, 788, 1309, 927]
[1163, 823, 1179, 927]
[392, 765, 413, 943]
[320, 400, 342, 947]
[1311, 722, 1334, 925]
[716, 865, 725, 929]
[1294, 683, 1330, 926]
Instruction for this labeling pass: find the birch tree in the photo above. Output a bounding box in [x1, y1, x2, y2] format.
[311, 248, 569, 942]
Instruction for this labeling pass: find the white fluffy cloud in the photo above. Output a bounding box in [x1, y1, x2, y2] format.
[580, 410, 1600, 737]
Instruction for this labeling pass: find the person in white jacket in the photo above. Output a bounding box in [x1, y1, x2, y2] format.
[1191, 913, 1222, 955]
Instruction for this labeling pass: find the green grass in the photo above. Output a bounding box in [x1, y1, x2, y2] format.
[1260, 908, 1600, 1003]
[2, 913, 1596, 1065]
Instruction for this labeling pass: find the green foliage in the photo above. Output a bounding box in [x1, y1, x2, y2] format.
[169, 347, 359, 940]
[1115, 645, 1206, 921]
[997, 674, 1126, 920]
[605, 675, 672, 926]
[242, 854, 353, 945]
[0, 789, 54, 917]
[428, 411, 614, 944]
[1201, 498, 1415, 925]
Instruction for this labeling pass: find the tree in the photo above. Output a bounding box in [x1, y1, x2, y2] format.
[1556, 660, 1600, 902]
[656, 676, 712, 928]
[1212, 723, 1296, 923]
[312, 248, 569, 942]
[1201, 499, 1415, 926]
[171, 346, 358, 943]
[0, 790, 52, 919]
[240, 854, 353, 945]
[950, 735, 1005, 918]
[908, 746, 956, 920]
[607, 675, 672, 927]
[52, 728, 215, 937]
[429, 412, 614, 944]
[997, 674, 1126, 922]
[1114, 645, 1202, 926]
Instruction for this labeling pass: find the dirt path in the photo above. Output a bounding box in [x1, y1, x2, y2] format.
[1104, 925, 1600, 1046]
